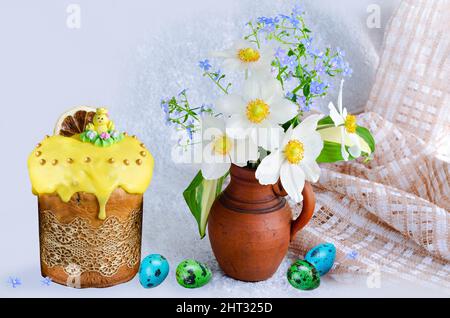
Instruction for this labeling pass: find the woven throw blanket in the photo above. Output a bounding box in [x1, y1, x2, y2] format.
[290, 0, 450, 291]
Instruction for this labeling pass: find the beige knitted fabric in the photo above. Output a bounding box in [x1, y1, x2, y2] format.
[290, 0, 450, 291]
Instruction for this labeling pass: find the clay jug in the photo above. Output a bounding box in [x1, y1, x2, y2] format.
[208, 164, 315, 282]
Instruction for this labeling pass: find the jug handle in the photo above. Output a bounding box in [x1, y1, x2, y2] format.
[273, 181, 315, 242]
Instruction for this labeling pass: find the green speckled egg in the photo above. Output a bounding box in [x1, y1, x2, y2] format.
[176, 259, 212, 289]
[287, 260, 320, 290]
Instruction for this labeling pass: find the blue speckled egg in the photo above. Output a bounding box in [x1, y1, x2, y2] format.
[305, 243, 336, 276]
[139, 254, 169, 288]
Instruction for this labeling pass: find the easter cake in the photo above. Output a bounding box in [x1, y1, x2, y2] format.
[28, 107, 154, 288]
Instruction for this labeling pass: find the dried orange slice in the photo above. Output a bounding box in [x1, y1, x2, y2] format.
[54, 107, 96, 136]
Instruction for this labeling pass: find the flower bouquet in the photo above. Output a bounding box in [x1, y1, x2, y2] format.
[161, 6, 375, 281]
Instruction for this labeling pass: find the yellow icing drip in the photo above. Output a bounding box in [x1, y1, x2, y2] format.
[28, 135, 154, 220]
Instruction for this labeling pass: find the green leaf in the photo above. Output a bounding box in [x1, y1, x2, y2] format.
[183, 171, 228, 239]
[318, 115, 334, 126]
[356, 126, 376, 153]
[317, 139, 373, 163]
[297, 43, 306, 56]
[316, 141, 356, 163]
[303, 83, 310, 97]
[282, 115, 300, 131]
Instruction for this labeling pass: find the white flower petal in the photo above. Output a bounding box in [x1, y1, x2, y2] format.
[291, 116, 324, 161]
[269, 98, 298, 124]
[301, 131, 324, 162]
[282, 115, 324, 161]
[201, 143, 231, 180]
[348, 133, 362, 158]
[260, 44, 276, 60]
[210, 49, 234, 58]
[216, 94, 246, 116]
[281, 125, 296, 147]
[280, 163, 305, 203]
[299, 159, 321, 183]
[250, 58, 272, 74]
[340, 128, 349, 161]
[202, 114, 225, 134]
[202, 128, 224, 149]
[243, 78, 261, 101]
[202, 142, 221, 162]
[328, 102, 344, 126]
[255, 151, 283, 185]
[225, 114, 251, 139]
[338, 79, 344, 113]
[251, 123, 283, 151]
[342, 107, 348, 119]
[261, 78, 283, 102]
[222, 59, 243, 74]
[229, 137, 259, 166]
[233, 39, 253, 50]
[291, 114, 323, 142]
[297, 114, 323, 134]
[201, 161, 231, 180]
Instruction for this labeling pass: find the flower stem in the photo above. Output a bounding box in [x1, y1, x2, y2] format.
[205, 73, 229, 94]
[247, 22, 261, 49]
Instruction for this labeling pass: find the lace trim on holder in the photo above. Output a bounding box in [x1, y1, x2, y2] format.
[39, 209, 142, 278]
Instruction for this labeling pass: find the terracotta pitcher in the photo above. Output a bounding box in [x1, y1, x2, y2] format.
[208, 164, 315, 282]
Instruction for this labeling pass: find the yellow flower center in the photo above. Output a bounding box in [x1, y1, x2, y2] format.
[344, 114, 357, 133]
[237, 48, 261, 63]
[246, 99, 270, 124]
[284, 140, 304, 164]
[213, 135, 232, 155]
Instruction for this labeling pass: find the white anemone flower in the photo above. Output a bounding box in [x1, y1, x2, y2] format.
[212, 40, 274, 75]
[201, 115, 259, 180]
[216, 77, 297, 151]
[255, 115, 324, 203]
[328, 80, 362, 161]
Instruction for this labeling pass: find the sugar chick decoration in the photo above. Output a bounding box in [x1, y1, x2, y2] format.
[28, 107, 154, 220]
[81, 108, 124, 147]
[86, 108, 115, 134]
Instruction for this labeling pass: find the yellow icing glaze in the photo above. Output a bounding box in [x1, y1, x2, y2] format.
[28, 135, 154, 220]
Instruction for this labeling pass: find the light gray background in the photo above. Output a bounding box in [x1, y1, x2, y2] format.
[1, 0, 444, 297]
